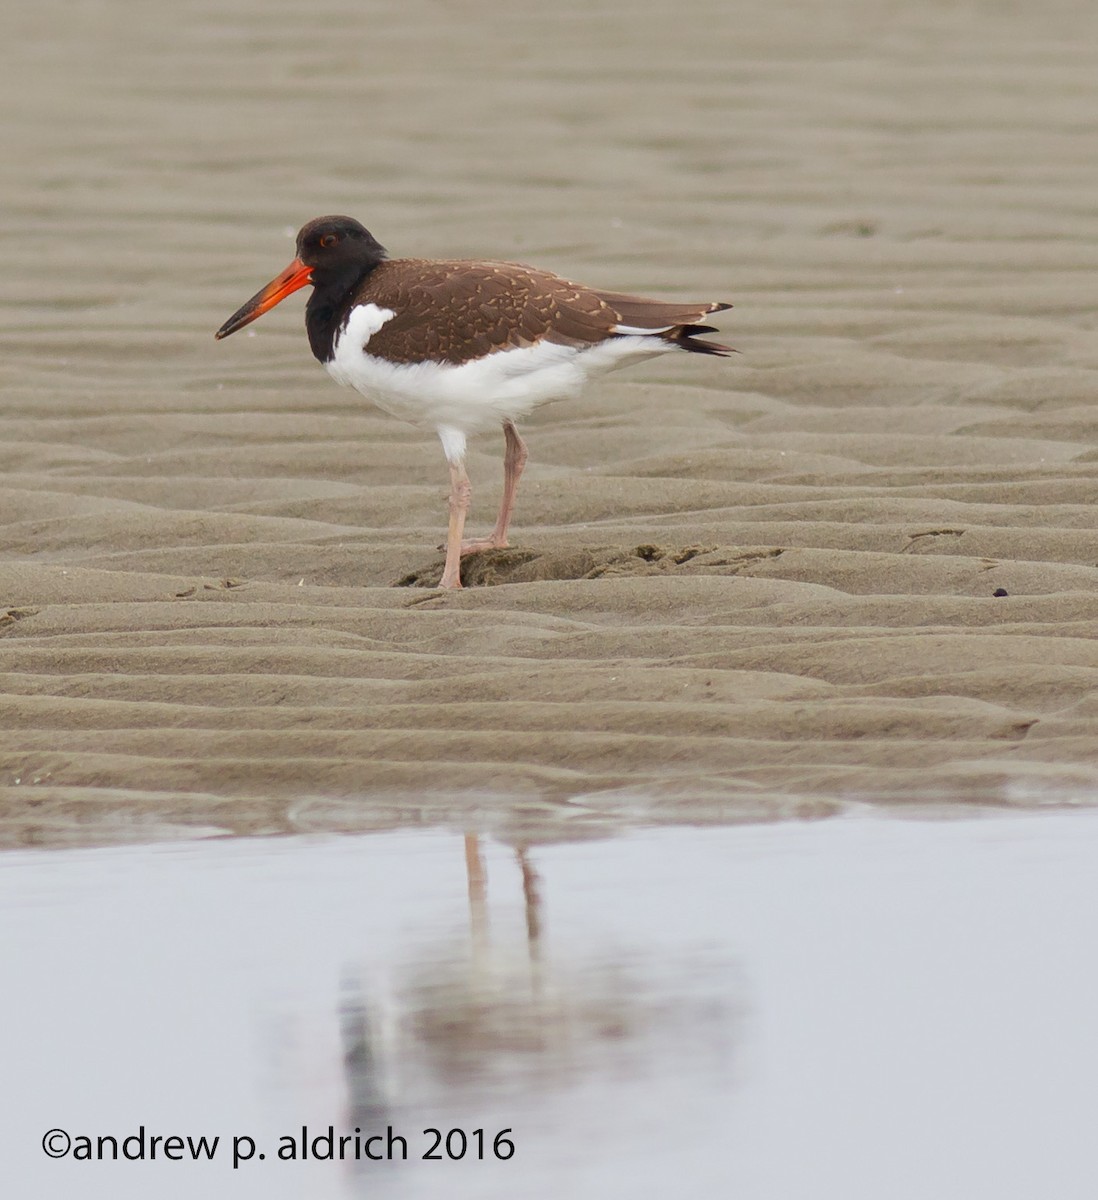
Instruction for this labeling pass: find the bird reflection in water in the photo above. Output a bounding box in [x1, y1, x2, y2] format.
[338, 833, 737, 1130]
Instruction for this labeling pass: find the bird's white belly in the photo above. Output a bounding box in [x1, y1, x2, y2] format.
[324, 302, 668, 436]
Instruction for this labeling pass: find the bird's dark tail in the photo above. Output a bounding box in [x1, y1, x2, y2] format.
[672, 321, 735, 356]
[670, 302, 735, 355]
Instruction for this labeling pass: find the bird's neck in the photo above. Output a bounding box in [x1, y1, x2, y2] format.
[305, 259, 382, 363]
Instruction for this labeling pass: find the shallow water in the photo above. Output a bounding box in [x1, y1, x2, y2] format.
[4, 810, 1097, 1199]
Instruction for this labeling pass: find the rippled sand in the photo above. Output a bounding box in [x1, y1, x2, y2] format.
[4, 0, 1098, 846]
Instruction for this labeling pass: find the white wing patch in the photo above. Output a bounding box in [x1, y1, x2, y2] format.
[612, 322, 675, 335]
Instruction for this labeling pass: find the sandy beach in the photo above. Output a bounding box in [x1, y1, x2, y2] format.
[4, 0, 1098, 847]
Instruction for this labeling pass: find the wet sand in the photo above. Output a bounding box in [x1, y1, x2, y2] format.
[4, 0, 1098, 846]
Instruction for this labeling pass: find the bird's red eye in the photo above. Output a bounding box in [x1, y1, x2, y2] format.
[319, 233, 338, 248]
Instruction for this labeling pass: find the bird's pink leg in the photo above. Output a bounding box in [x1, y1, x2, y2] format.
[459, 420, 529, 556]
[438, 458, 472, 588]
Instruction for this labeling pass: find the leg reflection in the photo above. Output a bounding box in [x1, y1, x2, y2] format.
[515, 845, 543, 972]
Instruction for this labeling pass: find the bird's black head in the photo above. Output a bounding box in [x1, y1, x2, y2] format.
[296, 215, 388, 277]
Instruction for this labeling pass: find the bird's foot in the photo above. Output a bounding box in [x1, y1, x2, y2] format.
[437, 535, 509, 557]
[460, 535, 509, 557]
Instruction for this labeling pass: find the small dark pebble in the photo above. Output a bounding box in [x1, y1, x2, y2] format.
[992, 588, 1009, 597]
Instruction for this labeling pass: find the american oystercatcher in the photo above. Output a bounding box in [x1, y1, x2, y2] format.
[215, 216, 732, 589]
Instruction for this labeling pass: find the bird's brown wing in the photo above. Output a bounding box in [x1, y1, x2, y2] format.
[358, 259, 729, 364]
[357, 260, 612, 364]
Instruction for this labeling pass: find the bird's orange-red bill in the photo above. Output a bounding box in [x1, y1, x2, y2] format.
[214, 258, 313, 340]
